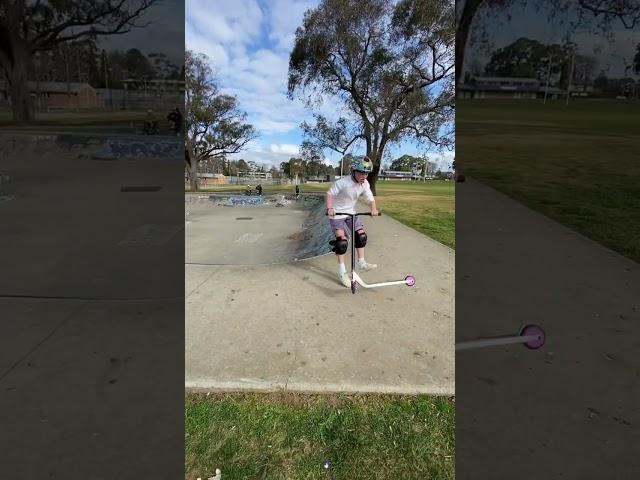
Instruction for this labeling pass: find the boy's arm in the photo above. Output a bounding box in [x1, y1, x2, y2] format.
[363, 182, 379, 216]
[369, 199, 379, 216]
[326, 180, 343, 216]
[325, 191, 335, 216]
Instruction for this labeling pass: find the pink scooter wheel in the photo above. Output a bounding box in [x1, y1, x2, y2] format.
[520, 324, 545, 350]
[405, 275, 416, 286]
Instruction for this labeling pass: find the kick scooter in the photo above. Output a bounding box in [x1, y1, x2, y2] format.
[456, 324, 546, 351]
[331, 212, 416, 294]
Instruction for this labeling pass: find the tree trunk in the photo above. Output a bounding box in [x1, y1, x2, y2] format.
[456, 0, 484, 86]
[368, 172, 378, 196]
[7, 51, 33, 125]
[185, 145, 199, 191]
[189, 160, 198, 192]
[367, 150, 381, 196]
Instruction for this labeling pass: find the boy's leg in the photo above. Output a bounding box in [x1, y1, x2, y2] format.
[356, 246, 377, 270]
[334, 228, 347, 266]
[328, 218, 351, 287]
[333, 228, 350, 287]
[353, 217, 377, 270]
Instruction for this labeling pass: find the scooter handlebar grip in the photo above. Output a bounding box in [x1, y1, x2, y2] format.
[327, 212, 382, 216]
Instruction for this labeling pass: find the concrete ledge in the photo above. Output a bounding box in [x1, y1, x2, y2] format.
[185, 379, 454, 396]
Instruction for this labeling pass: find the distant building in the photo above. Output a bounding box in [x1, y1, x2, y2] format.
[196, 173, 227, 186]
[0, 81, 98, 109]
[122, 78, 185, 93]
[238, 171, 273, 180]
[457, 76, 567, 100]
[379, 170, 422, 180]
[306, 175, 332, 182]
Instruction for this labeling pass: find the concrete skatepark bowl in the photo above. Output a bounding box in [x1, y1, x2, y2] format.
[185, 194, 333, 265]
[185, 191, 455, 395]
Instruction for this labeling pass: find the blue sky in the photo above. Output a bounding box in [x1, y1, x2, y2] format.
[462, 0, 640, 78]
[100, 0, 184, 68]
[186, 0, 454, 171]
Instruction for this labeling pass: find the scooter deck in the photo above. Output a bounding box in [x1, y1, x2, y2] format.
[330, 212, 414, 294]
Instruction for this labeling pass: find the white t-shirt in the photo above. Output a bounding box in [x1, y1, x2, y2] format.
[328, 176, 374, 219]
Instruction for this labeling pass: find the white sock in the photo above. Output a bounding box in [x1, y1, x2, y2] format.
[338, 263, 347, 274]
[358, 258, 366, 266]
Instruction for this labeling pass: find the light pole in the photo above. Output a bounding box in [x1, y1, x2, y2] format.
[624, 66, 637, 99]
[102, 50, 111, 109]
[122, 69, 129, 110]
[423, 156, 429, 182]
[566, 51, 575, 106]
[543, 54, 553, 104]
[65, 44, 72, 105]
[34, 51, 41, 111]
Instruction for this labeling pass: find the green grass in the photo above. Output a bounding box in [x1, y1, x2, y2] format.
[374, 181, 455, 249]
[185, 392, 454, 480]
[458, 98, 640, 262]
[186, 179, 455, 248]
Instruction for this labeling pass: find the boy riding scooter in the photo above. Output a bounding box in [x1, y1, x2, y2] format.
[326, 157, 379, 288]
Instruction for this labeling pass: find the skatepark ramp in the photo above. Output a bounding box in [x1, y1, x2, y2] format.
[185, 194, 333, 265]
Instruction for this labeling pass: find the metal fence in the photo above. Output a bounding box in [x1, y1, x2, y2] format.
[95, 89, 184, 111]
[225, 176, 292, 186]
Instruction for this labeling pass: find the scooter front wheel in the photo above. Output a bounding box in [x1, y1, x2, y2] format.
[351, 281, 357, 294]
[520, 324, 545, 350]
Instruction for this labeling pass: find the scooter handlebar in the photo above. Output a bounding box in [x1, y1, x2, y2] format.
[327, 211, 382, 217]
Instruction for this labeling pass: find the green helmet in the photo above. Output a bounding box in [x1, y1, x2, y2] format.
[351, 156, 373, 173]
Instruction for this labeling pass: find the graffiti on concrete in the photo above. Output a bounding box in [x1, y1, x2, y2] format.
[223, 196, 266, 206]
[2, 133, 182, 162]
[99, 139, 181, 160]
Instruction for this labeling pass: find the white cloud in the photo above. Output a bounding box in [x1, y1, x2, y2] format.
[186, 0, 264, 46]
[571, 29, 639, 76]
[187, 0, 450, 169]
[186, 32, 230, 68]
[269, 144, 300, 155]
[229, 142, 299, 167]
[468, 2, 640, 78]
[98, 0, 184, 66]
[251, 49, 288, 77]
[265, 0, 318, 51]
[221, 84, 308, 133]
[256, 119, 300, 133]
[186, 0, 322, 133]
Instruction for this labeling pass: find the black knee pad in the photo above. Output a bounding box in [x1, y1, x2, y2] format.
[355, 229, 367, 248]
[329, 236, 348, 255]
